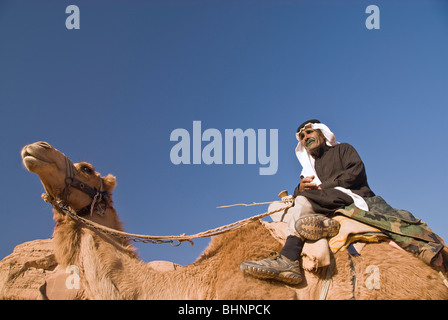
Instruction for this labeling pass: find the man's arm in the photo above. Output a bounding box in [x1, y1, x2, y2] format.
[319, 144, 368, 190]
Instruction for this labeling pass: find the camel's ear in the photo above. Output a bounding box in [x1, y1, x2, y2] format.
[102, 174, 117, 192]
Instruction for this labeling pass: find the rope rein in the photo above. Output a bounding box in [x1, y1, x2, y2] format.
[43, 193, 292, 247]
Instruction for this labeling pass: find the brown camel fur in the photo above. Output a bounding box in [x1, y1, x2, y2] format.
[18, 141, 448, 299]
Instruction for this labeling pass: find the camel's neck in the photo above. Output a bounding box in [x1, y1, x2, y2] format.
[51, 206, 132, 266]
[75, 230, 214, 299]
[52, 208, 215, 299]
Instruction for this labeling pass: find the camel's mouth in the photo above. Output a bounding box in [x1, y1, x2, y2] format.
[21, 141, 59, 173]
[22, 150, 46, 163]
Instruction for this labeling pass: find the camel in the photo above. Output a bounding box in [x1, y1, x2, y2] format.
[16, 141, 448, 299]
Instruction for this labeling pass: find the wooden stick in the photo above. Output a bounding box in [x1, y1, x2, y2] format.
[217, 201, 277, 208]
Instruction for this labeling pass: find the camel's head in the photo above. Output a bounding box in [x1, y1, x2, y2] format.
[21, 141, 118, 226]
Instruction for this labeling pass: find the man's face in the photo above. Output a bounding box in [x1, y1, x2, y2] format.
[299, 125, 326, 154]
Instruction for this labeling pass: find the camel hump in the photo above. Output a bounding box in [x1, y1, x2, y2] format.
[147, 260, 182, 272]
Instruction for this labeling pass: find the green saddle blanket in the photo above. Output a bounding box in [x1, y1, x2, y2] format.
[336, 196, 446, 266]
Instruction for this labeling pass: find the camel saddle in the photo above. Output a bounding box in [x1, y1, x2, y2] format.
[261, 215, 389, 271]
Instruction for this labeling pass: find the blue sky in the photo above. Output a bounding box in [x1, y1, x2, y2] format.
[0, 0, 447, 266]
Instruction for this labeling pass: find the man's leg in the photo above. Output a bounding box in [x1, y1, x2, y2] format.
[240, 196, 314, 285]
[280, 196, 315, 261]
[241, 196, 341, 284]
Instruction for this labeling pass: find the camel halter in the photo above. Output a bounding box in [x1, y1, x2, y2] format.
[44, 156, 109, 217]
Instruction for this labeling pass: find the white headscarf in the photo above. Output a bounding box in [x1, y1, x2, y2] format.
[295, 121, 369, 211]
[295, 122, 338, 185]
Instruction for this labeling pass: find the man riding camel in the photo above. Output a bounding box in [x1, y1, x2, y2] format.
[240, 119, 447, 285]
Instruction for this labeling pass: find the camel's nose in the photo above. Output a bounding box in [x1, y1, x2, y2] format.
[22, 141, 54, 158]
[34, 141, 53, 149]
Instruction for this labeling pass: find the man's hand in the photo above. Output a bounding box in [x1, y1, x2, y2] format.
[299, 175, 322, 192]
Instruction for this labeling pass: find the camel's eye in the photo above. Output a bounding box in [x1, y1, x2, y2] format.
[80, 165, 93, 175]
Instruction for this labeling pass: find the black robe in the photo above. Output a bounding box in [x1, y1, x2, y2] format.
[293, 143, 375, 215]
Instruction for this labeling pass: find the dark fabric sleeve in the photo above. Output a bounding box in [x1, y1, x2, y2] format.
[293, 184, 300, 198]
[319, 144, 368, 190]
